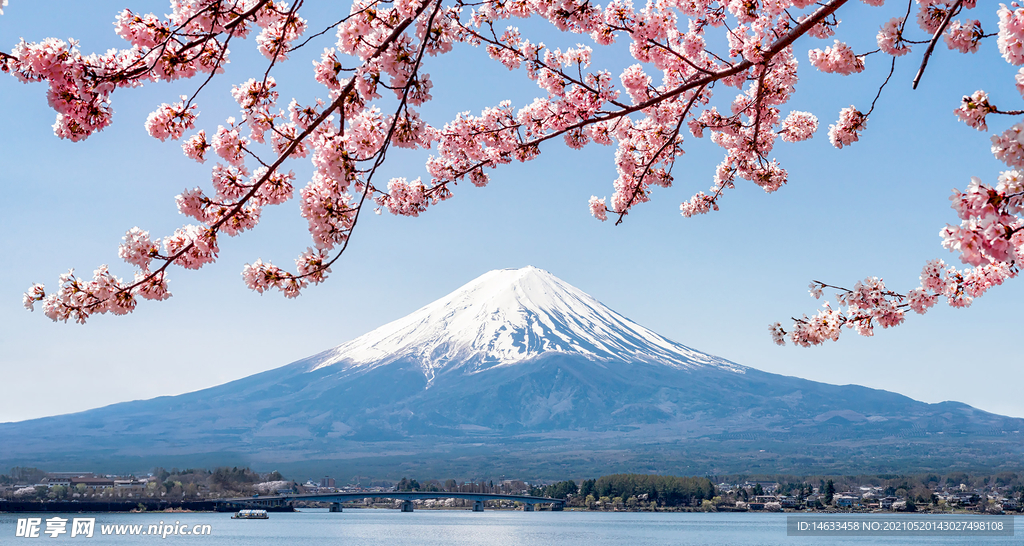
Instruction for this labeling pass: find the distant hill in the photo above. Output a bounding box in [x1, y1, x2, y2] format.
[2, 266, 1022, 480]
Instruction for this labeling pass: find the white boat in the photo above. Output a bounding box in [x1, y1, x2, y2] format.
[232, 509, 269, 519]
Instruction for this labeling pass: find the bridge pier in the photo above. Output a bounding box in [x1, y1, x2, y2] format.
[551, 502, 563, 511]
[400, 500, 414, 512]
[472, 500, 484, 512]
[523, 503, 534, 512]
[329, 503, 343, 513]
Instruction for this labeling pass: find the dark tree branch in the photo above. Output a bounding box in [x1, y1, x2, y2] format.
[912, 0, 963, 90]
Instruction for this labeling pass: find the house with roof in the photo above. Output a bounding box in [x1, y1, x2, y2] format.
[834, 494, 859, 508]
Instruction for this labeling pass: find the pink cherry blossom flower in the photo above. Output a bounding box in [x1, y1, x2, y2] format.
[877, 17, 911, 57]
[945, 19, 984, 54]
[211, 119, 249, 167]
[991, 122, 1024, 168]
[954, 90, 995, 131]
[589, 196, 608, 221]
[379, 177, 429, 216]
[23, 284, 45, 311]
[118, 227, 161, 270]
[231, 77, 278, 111]
[917, 4, 948, 34]
[114, 9, 170, 49]
[182, 130, 211, 163]
[905, 288, 938, 314]
[145, 95, 198, 141]
[779, 111, 818, 142]
[808, 40, 865, 75]
[998, 3, 1024, 65]
[164, 225, 219, 270]
[254, 3, 307, 60]
[828, 106, 867, 148]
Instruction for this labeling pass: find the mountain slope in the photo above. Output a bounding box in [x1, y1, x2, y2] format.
[1, 267, 1021, 478]
[312, 266, 743, 378]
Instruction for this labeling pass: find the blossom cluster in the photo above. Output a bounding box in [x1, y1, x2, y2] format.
[999, 3, 1024, 65]
[942, 173, 1024, 267]
[954, 90, 995, 131]
[779, 168, 1024, 347]
[775, 254, 1017, 347]
[145, 95, 198, 141]
[827, 106, 866, 149]
[877, 17, 911, 57]
[775, 0, 1024, 348]
[808, 40, 864, 75]
[945, 19, 984, 54]
[9, 0, 1023, 330]
[6, 0, 266, 142]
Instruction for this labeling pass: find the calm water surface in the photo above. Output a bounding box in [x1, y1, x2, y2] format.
[2, 509, 1020, 545]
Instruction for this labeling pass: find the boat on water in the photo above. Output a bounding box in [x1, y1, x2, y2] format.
[232, 509, 269, 519]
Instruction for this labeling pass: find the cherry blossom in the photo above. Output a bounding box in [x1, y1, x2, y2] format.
[945, 19, 984, 54]
[828, 106, 866, 149]
[182, 130, 211, 163]
[954, 90, 995, 131]
[808, 40, 864, 74]
[2, 0, 1021, 335]
[118, 227, 161, 270]
[211, 119, 250, 167]
[998, 3, 1024, 65]
[779, 111, 818, 142]
[778, 160, 1024, 346]
[254, 1, 308, 60]
[589, 196, 608, 221]
[991, 122, 1024, 169]
[145, 95, 198, 141]
[877, 17, 911, 57]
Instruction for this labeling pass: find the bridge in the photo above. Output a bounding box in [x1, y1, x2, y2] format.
[217, 491, 566, 512]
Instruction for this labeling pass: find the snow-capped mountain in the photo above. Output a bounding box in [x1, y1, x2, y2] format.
[311, 266, 744, 380]
[1, 266, 1021, 479]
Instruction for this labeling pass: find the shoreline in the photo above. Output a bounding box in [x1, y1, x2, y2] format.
[1, 502, 1018, 516]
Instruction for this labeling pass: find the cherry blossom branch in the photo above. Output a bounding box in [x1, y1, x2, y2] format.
[425, 0, 849, 218]
[750, 65, 770, 151]
[312, 0, 448, 276]
[22, 0, 439, 319]
[912, 0, 962, 90]
[153, 3, 435, 290]
[866, 56, 897, 117]
[182, 30, 237, 111]
[613, 88, 703, 225]
[778, 164, 1024, 346]
[460, 23, 630, 110]
[22, 0, 1024, 337]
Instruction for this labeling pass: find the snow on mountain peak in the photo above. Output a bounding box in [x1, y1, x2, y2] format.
[311, 266, 743, 377]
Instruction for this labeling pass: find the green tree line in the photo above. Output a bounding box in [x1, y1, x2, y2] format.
[580, 474, 717, 506]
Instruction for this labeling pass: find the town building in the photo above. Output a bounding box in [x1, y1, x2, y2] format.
[70, 477, 115, 491]
[834, 494, 858, 508]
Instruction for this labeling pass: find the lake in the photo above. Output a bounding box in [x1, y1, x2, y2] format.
[1, 509, 1020, 544]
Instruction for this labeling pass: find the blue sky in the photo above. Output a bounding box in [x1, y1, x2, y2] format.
[1, 1, 1022, 423]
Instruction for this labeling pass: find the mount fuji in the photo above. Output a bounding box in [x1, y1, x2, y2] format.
[1, 266, 1022, 479]
[310, 265, 745, 379]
